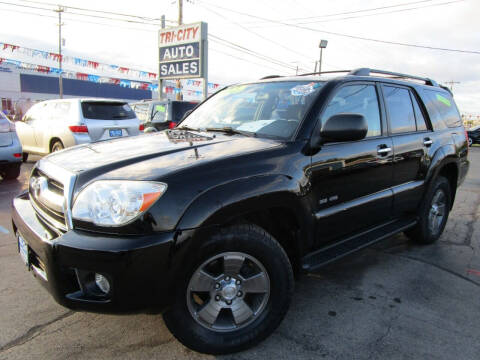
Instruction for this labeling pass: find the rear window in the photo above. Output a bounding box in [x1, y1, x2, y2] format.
[172, 101, 197, 122]
[81, 102, 136, 120]
[421, 90, 462, 129]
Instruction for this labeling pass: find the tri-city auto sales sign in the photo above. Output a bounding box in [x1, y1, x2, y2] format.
[158, 22, 207, 79]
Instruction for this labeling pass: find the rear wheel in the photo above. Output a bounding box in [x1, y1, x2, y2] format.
[405, 176, 451, 244]
[22, 153, 28, 162]
[1, 163, 21, 180]
[468, 137, 473, 147]
[163, 223, 294, 354]
[51, 140, 64, 153]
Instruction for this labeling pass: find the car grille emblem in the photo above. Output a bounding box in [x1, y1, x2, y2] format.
[31, 176, 48, 198]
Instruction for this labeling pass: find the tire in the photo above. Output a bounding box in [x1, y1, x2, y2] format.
[2, 163, 21, 180]
[51, 140, 64, 153]
[468, 137, 473, 147]
[163, 223, 294, 354]
[22, 153, 28, 162]
[405, 176, 451, 244]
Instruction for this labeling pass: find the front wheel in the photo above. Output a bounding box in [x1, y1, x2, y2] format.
[163, 224, 294, 354]
[405, 176, 451, 244]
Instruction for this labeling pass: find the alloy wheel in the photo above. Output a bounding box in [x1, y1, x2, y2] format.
[186, 252, 270, 332]
[428, 188, 447, 236]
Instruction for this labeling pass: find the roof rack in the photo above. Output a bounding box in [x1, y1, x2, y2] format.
[260, 75, 283, 80]
[348, 68, 439, 87]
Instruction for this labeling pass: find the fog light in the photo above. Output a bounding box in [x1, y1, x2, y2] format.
[94, 273, 110, 294]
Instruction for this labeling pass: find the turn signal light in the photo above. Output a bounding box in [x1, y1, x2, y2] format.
[168, 122, 177, 129]
[69, 125, 88, 133]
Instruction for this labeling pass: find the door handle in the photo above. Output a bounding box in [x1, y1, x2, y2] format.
[423, 138, 433, 147]
[377, 147, 392, 155]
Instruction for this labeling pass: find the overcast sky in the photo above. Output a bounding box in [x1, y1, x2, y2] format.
[1, 0, 479, 113]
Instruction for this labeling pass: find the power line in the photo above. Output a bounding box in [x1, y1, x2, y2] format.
[251, 0, 465, 27]
[198, 1, 480, 55]
[197, 1, 314, 63]
[246, 0, 438, 24]
[17, 0, 177, 23]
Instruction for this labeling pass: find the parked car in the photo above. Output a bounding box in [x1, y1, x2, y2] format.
[16, 98, 142, 160]
[130, 99, 198, 132]
[0, 111, 22, 180]
[467, 125, 480, 146]
[12, 68, 469, 354]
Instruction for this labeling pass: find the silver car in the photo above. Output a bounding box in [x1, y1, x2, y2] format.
[0, 111, 22, 180]
[16, 98, 142, 160]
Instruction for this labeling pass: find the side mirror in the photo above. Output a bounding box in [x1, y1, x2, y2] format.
[320, 113, 368, 143]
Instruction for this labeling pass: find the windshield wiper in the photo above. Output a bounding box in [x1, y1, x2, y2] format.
[176, 126, 202, 132]
[205, 127, 255, 137]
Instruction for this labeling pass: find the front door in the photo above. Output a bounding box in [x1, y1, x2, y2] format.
[310, 82, 394, 246]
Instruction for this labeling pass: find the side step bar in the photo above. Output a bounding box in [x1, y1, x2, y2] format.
[302, 218, 417, 272]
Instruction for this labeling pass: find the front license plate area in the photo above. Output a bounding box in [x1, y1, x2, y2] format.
[18, 235, 29, 267]
[109, 129, 122, 137]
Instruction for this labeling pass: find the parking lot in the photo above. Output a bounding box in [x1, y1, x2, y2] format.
[0, 148, 479, 360]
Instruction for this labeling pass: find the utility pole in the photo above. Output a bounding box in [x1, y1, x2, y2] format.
[444, 80, 460, 91]
[55, 6, 64, 98]
[318, 40, 328, 74]
[176, 0, 183, 101]
[159, 15, 165, 100]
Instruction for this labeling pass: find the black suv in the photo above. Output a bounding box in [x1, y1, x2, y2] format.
[467, 125, 480, 146]
[12, 68, 469, 354]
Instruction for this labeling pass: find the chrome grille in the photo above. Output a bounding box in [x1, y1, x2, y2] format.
[28, 160, 76, 232]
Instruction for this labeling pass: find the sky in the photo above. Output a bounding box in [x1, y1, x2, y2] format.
[0, 0, 479, 113]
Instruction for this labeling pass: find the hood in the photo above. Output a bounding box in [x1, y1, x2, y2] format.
[45, 130, 280, 180]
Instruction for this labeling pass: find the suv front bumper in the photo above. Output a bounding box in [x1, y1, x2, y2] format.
[12, 192, 176, 313]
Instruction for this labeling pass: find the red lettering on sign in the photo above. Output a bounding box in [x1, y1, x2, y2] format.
[177, 29, 184, 41]
[192, 27, 199, 39]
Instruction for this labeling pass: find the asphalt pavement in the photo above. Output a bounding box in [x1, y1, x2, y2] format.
[1, 149, 479, 360]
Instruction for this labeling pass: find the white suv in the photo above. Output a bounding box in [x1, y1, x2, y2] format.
[16, 98, 142, 160]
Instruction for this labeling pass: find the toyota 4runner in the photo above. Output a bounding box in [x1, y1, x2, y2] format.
[11, 68, 469, 354]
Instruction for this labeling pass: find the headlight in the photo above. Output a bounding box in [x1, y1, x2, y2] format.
[72, 180, 167, 226]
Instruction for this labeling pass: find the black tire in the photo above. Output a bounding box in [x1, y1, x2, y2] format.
[51, 140, 64, 153]
[405, 176, 451, 244]
[22, 152, 28, 162]
[2, 163, 21, 180]
[163, 223, 294, 355]
[468, 137, 473, 147]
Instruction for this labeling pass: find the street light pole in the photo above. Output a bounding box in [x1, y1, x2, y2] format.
[159, 15, 165, 100]
[55, 6, 65, 98]
[318, 40, 328, 74]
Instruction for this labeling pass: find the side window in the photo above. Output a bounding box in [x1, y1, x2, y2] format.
[384, 86, 416, 134]
[321, 84, 381, 137]
[422, 90, 461, 129]
[411, 93, 427, 131]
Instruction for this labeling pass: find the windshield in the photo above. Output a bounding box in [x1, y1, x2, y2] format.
[180, 81, 324, 139]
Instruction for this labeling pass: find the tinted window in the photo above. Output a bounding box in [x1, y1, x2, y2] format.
[411, 93, 427, 131]
[321, 84, 381, 137]
[384, 86, 416, 134]
[422, 90, 461, 129]
[172, 101, 197, 122]
[81, 102, 136, 120]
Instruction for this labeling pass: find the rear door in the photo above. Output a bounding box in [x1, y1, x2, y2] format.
[0, 112, 13, 147]
[81, 101, 140, 141]
[15, 104, 40, 152]
[382, 84, 431, 217]
[310, 82, 394, 245]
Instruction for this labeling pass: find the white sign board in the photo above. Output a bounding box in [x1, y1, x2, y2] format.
[158, 22, 207, 80]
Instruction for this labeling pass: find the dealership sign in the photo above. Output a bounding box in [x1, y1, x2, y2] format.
[158, 22, 207, 80]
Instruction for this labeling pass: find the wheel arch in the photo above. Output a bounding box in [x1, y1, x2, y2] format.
[49, 137, 63, 152]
